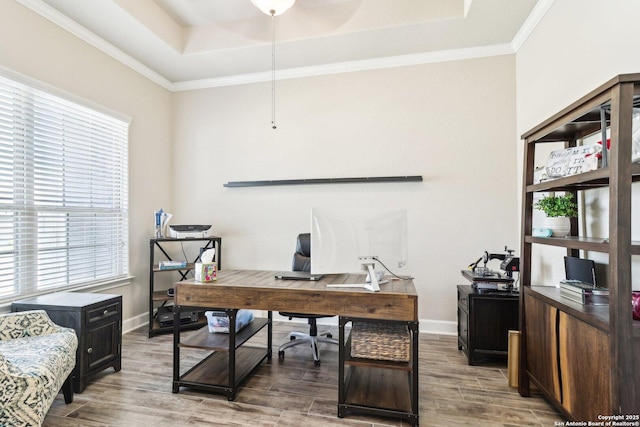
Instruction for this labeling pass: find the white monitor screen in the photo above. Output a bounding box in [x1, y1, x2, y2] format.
[310, 207, 408, 275]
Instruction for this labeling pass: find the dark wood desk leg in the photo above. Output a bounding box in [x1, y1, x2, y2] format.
[267, 311, 273, 360]
[227, 309, 237, 401]
[172, 305, 181, 393]
[337, 316, 346, 418]
[410, 321, 419, 427]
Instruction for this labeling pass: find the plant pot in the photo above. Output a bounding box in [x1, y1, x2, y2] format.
[543, 216, 571, 237]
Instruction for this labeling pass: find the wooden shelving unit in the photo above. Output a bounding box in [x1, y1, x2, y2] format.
[518, 74, 640, 419]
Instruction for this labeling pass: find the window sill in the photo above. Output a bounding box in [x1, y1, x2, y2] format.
[0, 275, 134, 313]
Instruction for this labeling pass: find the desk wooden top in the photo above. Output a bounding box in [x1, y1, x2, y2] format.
[174, 270, 418, 322]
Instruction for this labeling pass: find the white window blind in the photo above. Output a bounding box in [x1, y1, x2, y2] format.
[0, 73, 129, 302]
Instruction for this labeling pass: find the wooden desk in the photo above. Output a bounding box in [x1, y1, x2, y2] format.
[174, 269, 417, 321]
[172, 270, 419, 426]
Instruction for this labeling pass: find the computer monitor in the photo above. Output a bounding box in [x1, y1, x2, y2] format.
[564, 256, 597, 285]
[310, 207, 408, 292]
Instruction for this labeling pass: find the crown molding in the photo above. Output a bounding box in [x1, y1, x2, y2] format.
[18, 0, 548, 93]
[511, 0, 555, 52]
[172, 44, 515, 91]
[16, 0, 174, 91]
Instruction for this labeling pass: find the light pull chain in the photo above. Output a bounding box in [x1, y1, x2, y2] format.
[271, 11, 277, 129]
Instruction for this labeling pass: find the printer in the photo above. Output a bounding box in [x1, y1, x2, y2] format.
[168, 224, 212, 239]
[156, 306, 199, 327]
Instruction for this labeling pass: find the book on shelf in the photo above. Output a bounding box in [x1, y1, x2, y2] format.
[559, 281, 609, 306]
[559, 279, 596, 291]
[159, 260, 187, 270]
[473, 281, 499, 290]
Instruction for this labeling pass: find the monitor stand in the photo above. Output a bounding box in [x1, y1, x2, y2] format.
[326, 261, 382, 292]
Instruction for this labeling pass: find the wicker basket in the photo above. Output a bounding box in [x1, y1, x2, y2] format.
[350, 321, 410, 362]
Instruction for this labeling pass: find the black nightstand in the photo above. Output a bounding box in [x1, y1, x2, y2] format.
[12, 292, 122, 393]
[457, 285, 519, 365]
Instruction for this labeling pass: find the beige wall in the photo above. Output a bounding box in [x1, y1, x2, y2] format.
[0, 1, 173, 329]
[0, 1, 521, 332]
[172, 56, 519, 330]
[517, 0, 640, 133]
[515, 0, 640, 288]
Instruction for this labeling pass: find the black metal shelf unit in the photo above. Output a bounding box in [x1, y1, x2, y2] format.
[148, 236, 222, 337]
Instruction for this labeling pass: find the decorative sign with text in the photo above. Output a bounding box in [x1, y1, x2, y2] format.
[545, 145, 601, 178]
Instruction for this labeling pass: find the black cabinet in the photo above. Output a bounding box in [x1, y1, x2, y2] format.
[12, 292, 122, 393]
[457, 285, 518, 365]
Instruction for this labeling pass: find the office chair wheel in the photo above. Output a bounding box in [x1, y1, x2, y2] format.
[278, 350, 285, 359]
[326, 333, 333, 339]
[314, 360, 321, 366]
[290, 336, 296, 341]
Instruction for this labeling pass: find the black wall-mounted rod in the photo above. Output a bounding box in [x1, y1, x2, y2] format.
[223, 175, 423, 188]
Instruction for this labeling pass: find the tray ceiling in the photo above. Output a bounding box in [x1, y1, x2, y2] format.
[21, 0, 548, 90]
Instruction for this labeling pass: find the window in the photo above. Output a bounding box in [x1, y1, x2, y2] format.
[0, 73, 129, 302]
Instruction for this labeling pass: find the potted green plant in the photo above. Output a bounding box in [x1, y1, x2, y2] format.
[534, 193, 578, 236]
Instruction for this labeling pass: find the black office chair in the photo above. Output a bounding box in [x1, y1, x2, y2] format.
[278, 233, 338, 366]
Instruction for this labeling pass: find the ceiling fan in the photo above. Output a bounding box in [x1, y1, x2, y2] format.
[250, 0, 297, 16]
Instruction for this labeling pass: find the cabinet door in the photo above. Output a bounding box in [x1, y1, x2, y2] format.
[86, 319, 120, 372]
[558, 312, 611, 420]
[524, 294, 561, 402]
[470, 296, 518, 352]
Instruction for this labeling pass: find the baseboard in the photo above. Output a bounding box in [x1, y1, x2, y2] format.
[123, 312, 148, 334]
[420, 319, 457, 335]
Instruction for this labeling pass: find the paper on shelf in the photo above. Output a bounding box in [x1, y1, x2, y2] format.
[201, 248, 215, 263]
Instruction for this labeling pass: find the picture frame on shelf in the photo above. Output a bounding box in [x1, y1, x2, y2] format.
[544, 145, 601, 178]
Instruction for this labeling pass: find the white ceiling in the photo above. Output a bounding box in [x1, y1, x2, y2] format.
[19, 0, 550, 91]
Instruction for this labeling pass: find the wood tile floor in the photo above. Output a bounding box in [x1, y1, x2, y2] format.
[44, 321, 563, 426]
